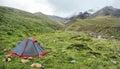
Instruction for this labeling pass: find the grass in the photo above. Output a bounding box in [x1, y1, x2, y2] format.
[0, 6, 120, 69]
[0, 6, 64, 34]
[66, 16, 120, 40]
[0, 31, 120, 69]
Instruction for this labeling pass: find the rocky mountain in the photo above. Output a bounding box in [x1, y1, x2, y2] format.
[89, 6, 120, 18]
[66, 6, 120, 23]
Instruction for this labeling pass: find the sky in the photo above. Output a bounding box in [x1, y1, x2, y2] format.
[0, 0, 120, 17]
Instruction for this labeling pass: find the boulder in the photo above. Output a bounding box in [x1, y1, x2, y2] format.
[31, 63, 42, 68]
[21, 59, 30, 63]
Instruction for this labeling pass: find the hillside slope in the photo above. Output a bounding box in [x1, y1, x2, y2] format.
[0, 6, 64, 37]
[66, 16, 120, 40]
[47, 15, 66, 23]
[34, 12, 65, 27]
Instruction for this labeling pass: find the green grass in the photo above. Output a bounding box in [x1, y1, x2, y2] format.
[66, 16, 120, 40]
[0, 6, 64, 34]
[0, 6, 120, 69]
[0, 31, 120, 69]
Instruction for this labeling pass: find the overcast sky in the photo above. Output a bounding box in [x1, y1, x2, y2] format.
[0, 0, 120, 17]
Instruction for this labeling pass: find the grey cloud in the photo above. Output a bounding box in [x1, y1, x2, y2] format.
[0, 0, 120, 17]
[48, 0, 120, 17]
[112, 0, 120, 8]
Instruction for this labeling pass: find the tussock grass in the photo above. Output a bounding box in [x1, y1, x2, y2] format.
[0, 31, 120, 69]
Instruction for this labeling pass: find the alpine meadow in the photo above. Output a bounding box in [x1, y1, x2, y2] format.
[0, 2, 120, 69]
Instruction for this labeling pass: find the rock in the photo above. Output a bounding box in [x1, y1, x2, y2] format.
[5, 54, 12, 58]
[111, 60, 117, 64]
[31, 63, 42, 68]
[3, 49, 7, 52]
[2, 58, 12, 62]
[28, 57, 33, 60]
[2, 54, 12, 62]
[7, 58, 12, 62]
[70, 60, 76, 63]
[21, 59, 29, 63]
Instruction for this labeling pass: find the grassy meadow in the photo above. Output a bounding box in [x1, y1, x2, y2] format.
[0, 31, 120, 69]
[0, 6, 120, 69]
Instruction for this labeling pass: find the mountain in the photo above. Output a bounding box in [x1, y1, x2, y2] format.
[0, 6, 64, 37]
[89, 6, 120, 18]
[65, 11, 91, 23]
[66, 16, 120, 39]
[66, 6, 120, 23]
[34, 12, 66, 24]
[0, 6, 120, 69]
[65, 6, 120, 40]
[47, 15, 66, 23]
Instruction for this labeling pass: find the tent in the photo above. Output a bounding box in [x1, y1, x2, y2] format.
[10, 38, 46, 58]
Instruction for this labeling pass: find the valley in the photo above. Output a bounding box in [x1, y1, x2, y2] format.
[0, 6, 120, 69]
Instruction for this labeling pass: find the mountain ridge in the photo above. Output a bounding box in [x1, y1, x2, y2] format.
[65, 6, 120, 23]
[0, 6, 64, 37]
[89, 6, 120, 18]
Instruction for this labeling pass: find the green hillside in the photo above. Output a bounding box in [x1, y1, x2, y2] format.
[34, 12, 64, 27]
[0, 6, 64, 36]
[0, 6, 120, 69]
[66, 16, 120, 40]
[0, 6, 64, 55]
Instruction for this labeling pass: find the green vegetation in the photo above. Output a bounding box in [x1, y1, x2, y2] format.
[66, 16, 120, 40]
[0, 31, 120, 69]
[0, 6, 64, 35]
[0, 6, 120, 69]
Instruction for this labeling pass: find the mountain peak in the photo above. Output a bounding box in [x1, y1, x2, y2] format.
[89, 6, 120, 18]
[103, 6, 114, 9]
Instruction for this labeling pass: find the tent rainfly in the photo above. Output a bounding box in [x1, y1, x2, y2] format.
[10, 38, 46, 58]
